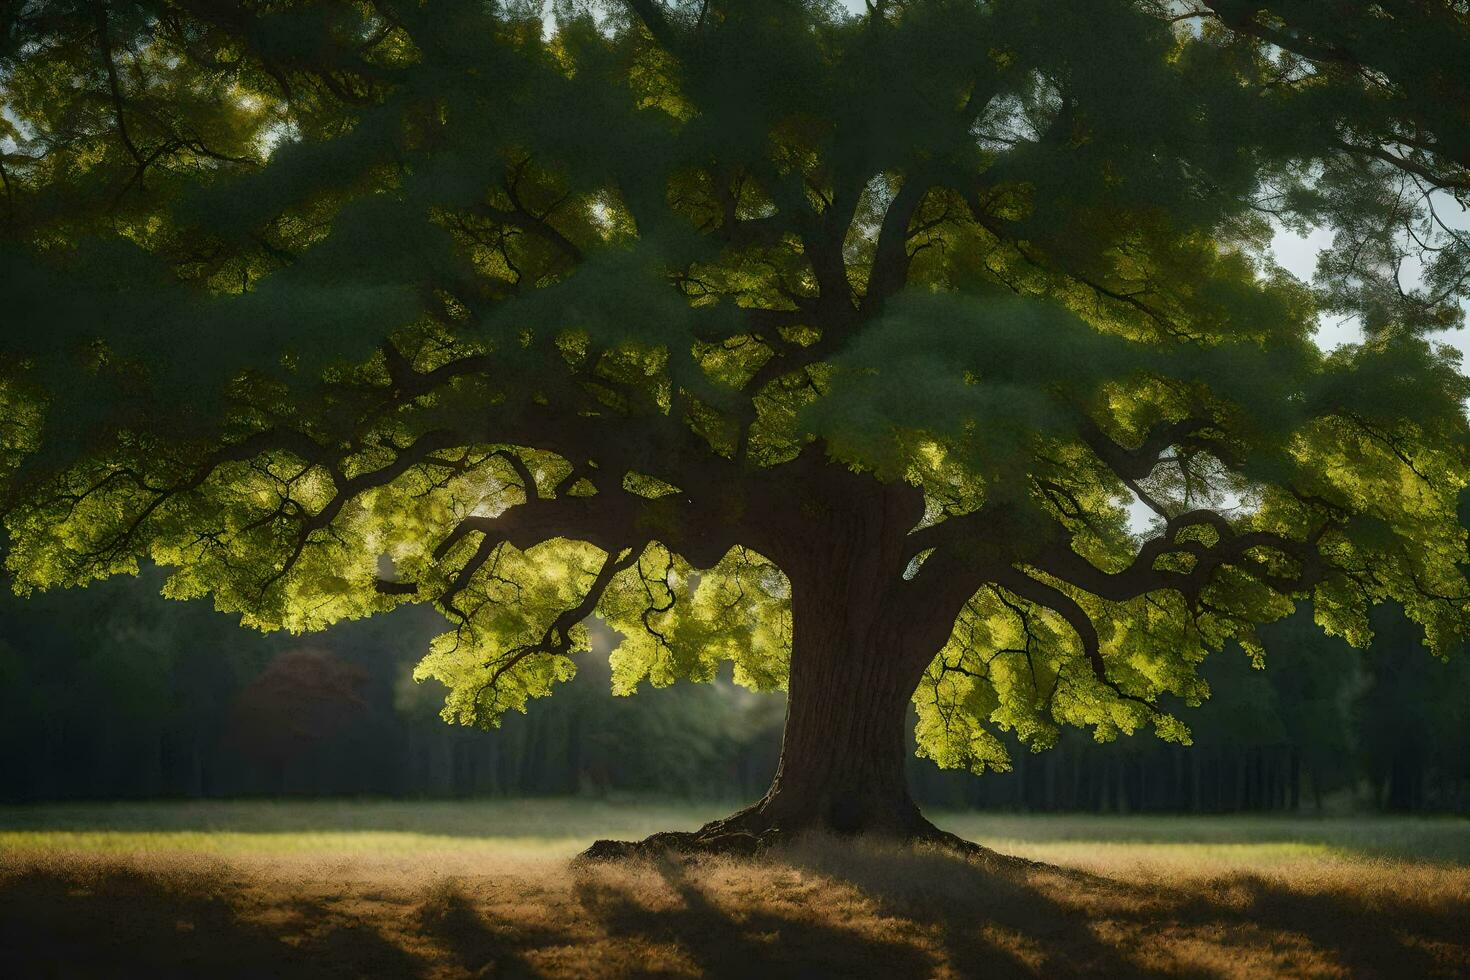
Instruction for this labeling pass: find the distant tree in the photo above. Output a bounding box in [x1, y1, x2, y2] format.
[2, 1, 1468, 851]
[1253, 609, 1358, 808]
[1355, 604, 1470, 811]
[228, 647, 370, 788]
[0, 568, 273, 800]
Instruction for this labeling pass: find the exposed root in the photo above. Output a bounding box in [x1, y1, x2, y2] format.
[575, 813, 1037, 871]
[578, 829, 778, 862]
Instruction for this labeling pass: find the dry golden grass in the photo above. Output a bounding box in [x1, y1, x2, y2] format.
[2, 803, 1468, 978]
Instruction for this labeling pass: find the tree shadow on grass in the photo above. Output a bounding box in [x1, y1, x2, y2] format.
[0, 863, 422, 979]
[4, 844, 1468, 978]
[1151, 871, 1470, 978]
[772, 837, 1470, 977]
[415, 876, 556, 978]
[572, 854, 943, 979]
[772, 840, 1166, 978]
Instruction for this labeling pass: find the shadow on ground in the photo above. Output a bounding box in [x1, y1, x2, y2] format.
[779, 839, 1470, 977]
[0, 863, 418, 979]
[3, 842, 1468, 978]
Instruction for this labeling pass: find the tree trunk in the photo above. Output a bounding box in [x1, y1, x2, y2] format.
[583, 604, 965, 861]
[580, 476, 998, 861]
[698, 564, 936, 839]
[755, 634, 924, 834]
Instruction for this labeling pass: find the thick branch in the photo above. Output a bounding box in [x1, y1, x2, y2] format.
[862, 174, 932, 315]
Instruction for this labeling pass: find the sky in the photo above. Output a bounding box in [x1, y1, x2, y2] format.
[1272, 219, 1470, 361]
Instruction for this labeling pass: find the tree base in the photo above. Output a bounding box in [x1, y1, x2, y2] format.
[575, 801, 1026, 868]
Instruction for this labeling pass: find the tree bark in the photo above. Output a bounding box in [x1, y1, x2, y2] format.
[746, 618, 927, 835]
[582, 627, 945, 857]
[582, 605, 978, 861]
[582, 475, 996, 858]
[694, 530, 938, 840]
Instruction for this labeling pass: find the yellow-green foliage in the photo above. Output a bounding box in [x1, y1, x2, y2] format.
[601, 545, 791, 696]
[415, 540, 600, 725]
[3, 0, 1469, 774]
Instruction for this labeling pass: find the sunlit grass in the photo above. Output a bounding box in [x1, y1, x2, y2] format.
[0, 799, 733, 860]
[3, 799, 1466, 868]
[941, 812, 1470, 872]
[3, 801, 1469, 977]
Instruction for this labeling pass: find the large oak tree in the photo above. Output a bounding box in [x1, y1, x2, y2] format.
[2, 0, 1469, 851]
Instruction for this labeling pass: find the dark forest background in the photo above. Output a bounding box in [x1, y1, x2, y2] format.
[3, 567, 1468, 813]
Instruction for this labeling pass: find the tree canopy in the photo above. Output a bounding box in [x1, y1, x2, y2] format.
[2, 0, 1468, 787]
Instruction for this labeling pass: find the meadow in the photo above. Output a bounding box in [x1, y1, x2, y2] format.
[2, 800, 1468, 978]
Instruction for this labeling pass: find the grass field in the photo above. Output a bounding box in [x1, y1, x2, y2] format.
[2, 800, 1468, 978]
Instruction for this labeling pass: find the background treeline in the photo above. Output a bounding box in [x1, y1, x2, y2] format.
[2, 569, 1468, 812]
